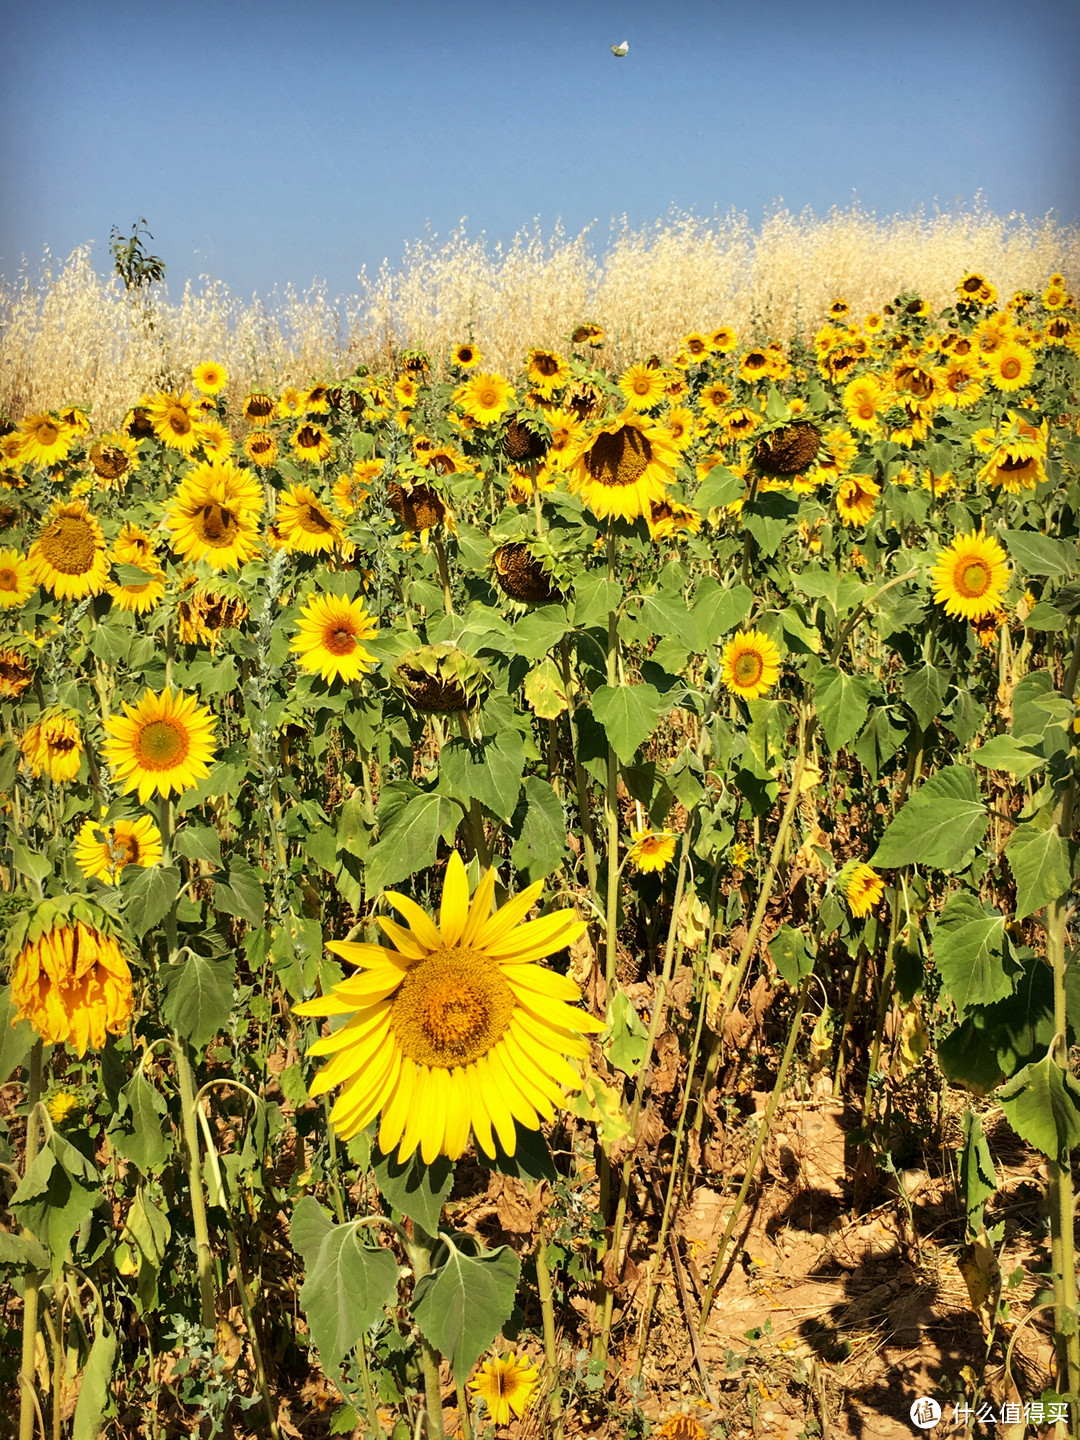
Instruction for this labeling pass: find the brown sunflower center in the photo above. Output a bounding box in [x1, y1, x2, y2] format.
[34, 421, 62, 447]
[134, 718, 190, 771]
[297, 426, 322, 449]
[390, 947, 515, 1068]
[297, 502, 334, 534]
[195, 504, 239, 546]
[90, 443, 130, 479]
[533, 354, 559, 376]
[47, 731, 76, 756]
[40, 516, 97, 574]
[959, 561, 991, 597]
[477, 385, 499, 408]
[111, 832, 139, 866]
[733, 650, 764, 686]
[1000, 357, 1022, 380]
[632, 374, 653, 395]
[0, 567, 17, 590]
[165, 407, 192, 437]
[584, 426, 651, 489]
[324, 624, 358, 656]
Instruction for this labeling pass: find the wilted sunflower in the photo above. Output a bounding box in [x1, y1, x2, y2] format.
[242, 392, 276, 426]
[835, 475, 880, 528]
[103, 687, 217, 803]
[387, 481, 450, 535]
[931, 531, 1010, 621]
[276, 483, 344, 554]
[469, 1353, 541, 1425]
[451, 341, 481, 369]
[89, 432, 138, 488]
[0, 548, 34, 607]
[74, 813, 163, 884]
[291, 592, 378, 683]
[244, 430, 278, 466]
[720, 630, 781, 700]
[627, 826, 677, 873]
[121, 405, 156, 442]
[756, 422, 822, 476]
[392, 643, 489, 713]
[29, 500, 110, 600]
[0, 647, 33, 699]
[645, 496, 702, 541]
[21, 713, 83, 782]
[983, 341, 1036, 393]
[176, 578, 249, 648]
[567, 410, 679, 523]
[972, 608, 1007, 650]
[844, 863, 884, 917]
[8, 901, 133, 1056]
[292, 422, 333, 464]
[147, 390, 202, 455]
[17, 413, 76, 468]
[294, 851, 602, 1158]
[492, 542, 562, 604]
[166, 458, 263, 571]
[192, 360, 228, 395]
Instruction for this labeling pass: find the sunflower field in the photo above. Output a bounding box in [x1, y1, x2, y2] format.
[1, 271, 1080, 1440]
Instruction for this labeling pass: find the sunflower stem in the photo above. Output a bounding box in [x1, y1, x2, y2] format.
[534, 1231, 564, 1434]
[18, 1040, 43, 1440]
[603, 528, 620, 1000]
[405, 1224, 446, 1440]
[434, 537, 454, 617]
[556, 640, 599, 905]
[173, 1038, 217, 1330]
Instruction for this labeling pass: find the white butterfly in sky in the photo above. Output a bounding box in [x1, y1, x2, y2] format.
[611, 40, 629, 56]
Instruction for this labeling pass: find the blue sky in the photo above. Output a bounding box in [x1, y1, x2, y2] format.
[1, 0, 1077, 299]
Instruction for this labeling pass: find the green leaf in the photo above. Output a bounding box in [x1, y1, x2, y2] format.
[439, 729, 526, 822]
[1010, 670, 1058, 741]
[212, 855, 266, 925]
[71, 1324, 117, 1440]
[0, 985, 35, 1086]
[634, 593, 696, 646]
[1003, 530, 1076, 579]
[9, 842, 51, 887]
[122, 865, 182, 939]
[998, 1054, 1080, 1161]
[113, 561, 158, 586]
[572, 576, 622, 629]
[691, 580, 753, 645]
[591, 684, 664, 763]
[412, 1235, 521, 1382]
[768, 925, 814, 985]
[902, 662, 948, 730]
[160, 950, 235, 1050]
[509, 778, 567, 881]
[111, 1071, 170, 1174]
[365, 791, 461, 893]
[959, 1110, 997, 1224]
[932, 892, 1011, 1014]
[813, 667, 871, 752]
[693, 464, 744, 510]
[173, 824, 222, 868]
[371, 1145, 454, 1233]
[1006, 823, 1073, 920]
[603, 991, 649, 1076]
[506, 606, 571, 661]
[10, 1137, 100, 1269]
[523, 658, 569, 719]
[871, 766, 988, 871]
[741, 491, 798, 558]
[0, 1231, 49, 1271]
[972, 735, 1046, 780]
[292, 1199, 400, 1370]
[853, 706, 905, 781]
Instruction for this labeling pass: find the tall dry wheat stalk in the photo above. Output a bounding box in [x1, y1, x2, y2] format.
[2, 203, 1077, 425]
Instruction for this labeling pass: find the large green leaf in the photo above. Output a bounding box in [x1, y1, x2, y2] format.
[1006, 822, 1074, 920]
[902, 662, 948, 730]
[292, 1199, 400, 1370]
[693, 464, 744, 511]
[160, 951, 235, 1050]
[509, 777, 567, 881]
[853, 706, 906, 781]
[932, 892, 1011, 1014]
[411, 1234, 521, 1381]
[871, 766, 987, 870]
[371, 1145, 454, 1233]
[439, 729, 526, 822]
[768, 925, 814, 985]
[0, 985, 35, 1086]
[1003, 530, 1077, 579]
[959, 1110, 997, 1226]
[122, 865, 182, 939]
[971, 734, 1046, 780]
[813, 666, 871, 752]
[10, 1137, 101, 1271]
[572, 576, 622, 629]
[71, 1324, 117, 1440]
[998, 1054, 1080, 1161]
[364, 790, 461, 894]
[691, 580, 753, 645]
[591, 684, 664, 763]
[110, 1071, 170, 1174]
[212, 855, 266, 925]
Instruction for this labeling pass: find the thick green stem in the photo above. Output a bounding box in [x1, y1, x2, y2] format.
[557, 640, 600, 904]
[18, 1041, 43, 1440]
[534, 1234, 564, 1434]
[406, 1225, 445, 1440]
[434, 537, 454, 617]
[174, 1041, 217, 1330]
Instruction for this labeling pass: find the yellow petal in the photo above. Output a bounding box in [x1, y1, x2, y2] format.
[476, 1055, 517, 1154]
[307, 1000, 393, 1056]
[420, 1064, 450, 1164]
[293, 992, 359, 1017]
[486, 1046, 541, 1128]
[501, 1030, 570, 1109]
[464, 1062, 496, 1158]
[312, 1026, 393, 1096]
[383, 891, 442, 951]
[328, 1041, 397, 1123]
[439, 852, 470, 947]
[326, 940, 405, 970]
[512, 1007, 594, 1060]
[398, 1068, 431, 1163]
[460, 865, 498, 946]
[443, 1068, 472, 1160]
[514, 990, 605, 1035]
[485, 912, 587, 963]
[491, 1040, 555, 1122]
[332, 968, 408, 1006]
[378, 1058, 417, 1157]
[509, 1015, 586, 1089]
[474, 879, 544, 949]
[377, 916, 428, 959]
[503, 963, 586, 1003]
[334, 1048, 401, 1139]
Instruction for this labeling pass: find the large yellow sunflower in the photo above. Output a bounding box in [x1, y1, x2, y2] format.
[10, 910, 132, 1056]
[28, 500, 110, 600]
[242, 392, 277, 426]
[74, 813, 163, 884]
[567, 410, 679, 523]
[292, 422, 333, 464]
[930, 531, 1010, 621]
[457, 371, 515, 427]
[451, 341, 481, 369]
[720, 630, 781, 700]
[276, 484, 344, 554]
[835, 475, 880, 528]
[290, 592, 378, 683]
[147, 390, 202, 455]
[295, 852, 603, 1160]
[21, 714, 83, 782]
[618, 363, 667, 412]
[983, 341, 1036, 393]
[17, 413, 76, 468]
[103, 687, 218, 803]
[0, 548, 34, 608]
[166, 458, 263, 571]
[88, 432, 139, 489]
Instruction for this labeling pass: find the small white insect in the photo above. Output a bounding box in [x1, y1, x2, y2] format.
[611, 39, 629, 56]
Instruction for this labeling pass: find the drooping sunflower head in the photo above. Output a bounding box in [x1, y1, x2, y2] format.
[491, 541, 563, 605]
[570, 321, 604, 348]
[242, 392, 277, 425]
[176, 577, 249, 648]
[720, 630, 782, 701]
[502, 414, 549, 464]
[292, 422, 333, 463]
[567, 410, 679, 523]
[244, 430, 278, 466]
[387, 480, 450, 535]
[391, 644, 490, 714]
[74, 813, 163, 885]
[755, 422, 822, 476]
[121, 404, 156, 441]
[290, 591, 378, 684]
[89, 432, 138, 488]
[103, 686, 218, 803]
[0, 645, 34, 698]
[645, 495, 702, 541]
[835, 475, 880, 528]
[7, 897, 133, 1056]
[930, 530, 1011, 622]
[28, 500, 109, 601]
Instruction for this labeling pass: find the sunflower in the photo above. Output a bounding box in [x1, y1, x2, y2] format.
[451, 341, 481, 369]
[108, 557, 166, 614]
[627, 826, 677, 873]
[835, 475, 880, 528]
[242, 392, 277, 425]
[709, 325, 737, 353]
[844, 863, 884, 917]
[195, 418, 233, 458]
[1, 432, 25, 465]
[387, 481, 450, 535]
[469, 1353, 541, 1425]
[938, 356, 984, 409]
[295, 851, 602, 1157]
[699, 382, 734, 422]
[979, 449, 1044, 494]
[88, 432, 138, 489]
[1042, 283, 1069, 311]
[842, 375, 885, 432]
[74, 813, 163, 884]
[567, 410, 679, 523]
[21, 713, 83, 782]
[276, 484, 344, 554]
[9, 905, 132, 1056]
[720, 406, 759, 441]
[333, 459, 381, 513]
[738, 349, 771, 383]
[654, 1411, 709, 1440]
[290, 592, 378, 683]
[665, 405, 696, 452]
[111, 521, 158, 570]
[277, 387, 305, 418]
[103, 687, 218, 803]
[720, 630, 781, 700]
[28, 500, 109, 600]
[931, 531, 1010, 622]
[393, 377, 419, 410]
[0, 647, 33, 699]
[0, 548, 34, 607]
[192, 360, 228, 395]
[525, 349, 569, 398]
[244, 430, 278, 466]
[537, 407, 582, 469]
[17, 413, 76, 468]
[175, 578, 248, 648]
[292, 422, 333, 464]
[645, 496, 702, 540]
[120, 405, 156, 442]
[492, 543, 562, 604]
[146, 390, 202, 455]
[983, 341, 1036, 393]
[458, 371, 515, 427]
[166, 458, 264, 571]
[304, 384, 331, 414]
[46, 1090, 82, 1126]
